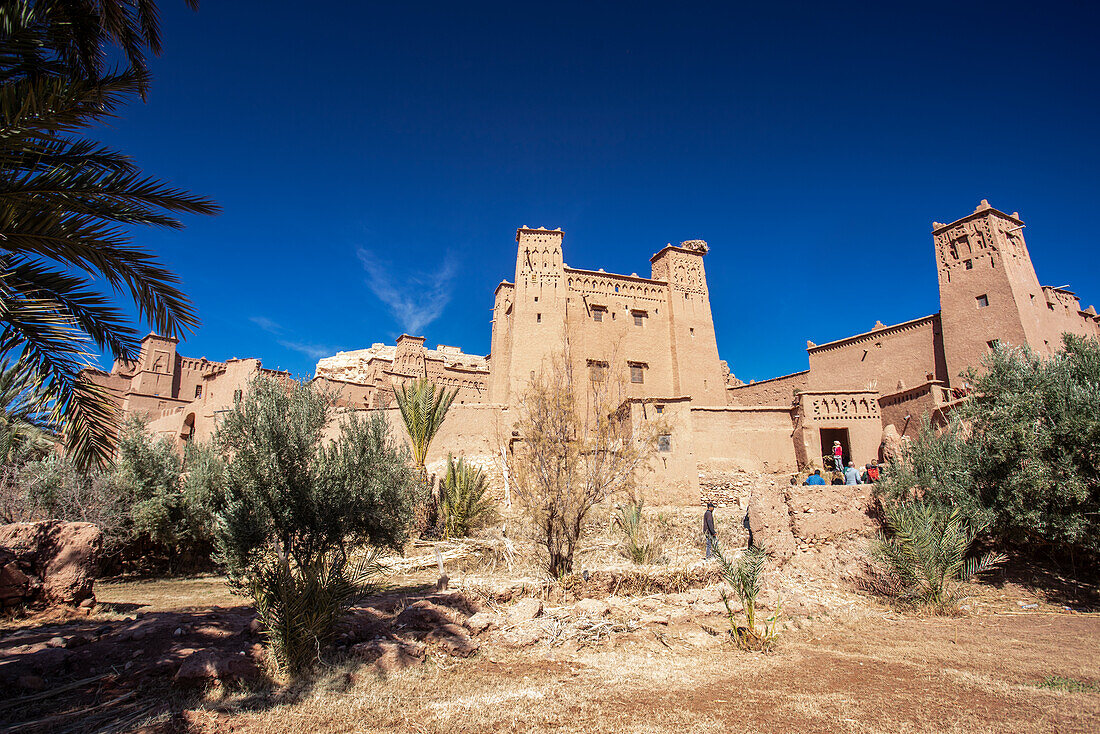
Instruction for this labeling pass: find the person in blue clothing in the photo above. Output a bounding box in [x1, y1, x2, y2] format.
[844, 461, 863, 485]
[804, 469, 826, 485]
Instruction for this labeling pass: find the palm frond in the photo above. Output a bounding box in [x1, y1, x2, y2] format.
[393, 378, 458, 469]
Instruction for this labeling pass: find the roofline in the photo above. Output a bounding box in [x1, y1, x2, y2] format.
[932, 204, 1023, 234]
[563, 266, 665, 286]
[807, 313, 938, 353]
[649, 244, 705, 263]
[727, 369, 809, 389]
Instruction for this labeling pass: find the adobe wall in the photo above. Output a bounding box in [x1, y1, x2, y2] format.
[488, 231, 729, 412]
[144, 358, 266, 448]
[323, 403, 513, 470]
[793, 390, 881, 470]
[564, 268, 678, 402]
[689, 406, 797, 475]
[877, 382, 948, 440]
[617, 398, 700, 505]
[1036, 287, 1100, 353]
[806, 315, 944, 393]
[649, 244, 728, 405]
[726, 370, 808, 407]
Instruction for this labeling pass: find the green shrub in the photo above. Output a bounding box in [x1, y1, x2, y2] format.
[440, 454, 495, 538]
[250, 550, 383, 675]
[878, 335, 1100, 568]
[1036, 675, 1100, 693]
[208, 376, 416, 676]
[865, 500, 1005, 613]
[15, 418, 213, 573]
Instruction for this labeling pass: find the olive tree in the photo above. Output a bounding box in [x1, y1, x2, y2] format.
[206, 375, 416, 675]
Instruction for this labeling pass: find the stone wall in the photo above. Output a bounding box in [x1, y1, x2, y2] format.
[725, 370, 808, 407]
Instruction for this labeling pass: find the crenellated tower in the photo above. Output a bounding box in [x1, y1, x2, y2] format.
[934, 200, 1045, 383]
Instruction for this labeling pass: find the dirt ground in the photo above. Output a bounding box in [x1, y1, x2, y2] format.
[2, 505, 1099, 734]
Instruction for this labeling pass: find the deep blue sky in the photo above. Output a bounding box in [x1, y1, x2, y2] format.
[95, 1, 1100, 382]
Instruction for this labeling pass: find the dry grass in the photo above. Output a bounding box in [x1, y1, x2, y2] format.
[178, 600, 1100, 734]
[95, 574, 241, 613]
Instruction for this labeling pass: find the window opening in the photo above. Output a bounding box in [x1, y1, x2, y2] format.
[536, 313, 541, 323]
[194, 384, 202, 398]
[976, 294, 989, 308]
[587, 360, 608, 382]
[630, 364, 644, 384]
[657, 435, 672, 452]
[965, 260, 973, 270]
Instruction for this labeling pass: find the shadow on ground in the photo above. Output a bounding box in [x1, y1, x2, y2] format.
[0, 580, 482, 733]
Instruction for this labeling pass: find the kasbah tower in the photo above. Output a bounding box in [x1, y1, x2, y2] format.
[487, 227, 726, 407]
[94, 201, 1099, 504]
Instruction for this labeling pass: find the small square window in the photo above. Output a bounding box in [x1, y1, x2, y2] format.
[587, 360, 608, 382]
[987, 339, 1000, 350]
[592, 308, 604, 322]
[689, 328, 695, 337]
[633, 311, 647, 326]
[655, 405, 664, 415]
[534, 296, 538, 302]
[976, 294, 989, 308]
[965, 260, 973, 270]
[194, 384, 202, 399]
[657, 434, 672, 452]
[536, 313, 541, 323]
[630, 365, 644, 384]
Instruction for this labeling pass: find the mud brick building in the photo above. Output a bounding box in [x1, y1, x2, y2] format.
[88, 201, 1099, 503]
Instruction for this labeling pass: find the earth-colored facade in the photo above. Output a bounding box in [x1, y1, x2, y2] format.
[88, 201, 1099, 503]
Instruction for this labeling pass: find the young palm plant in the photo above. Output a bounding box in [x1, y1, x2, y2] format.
[250, 550, 384, 677]
[867, 500, 1006, 613]
[440, 454, 495, 538]
[712, 543, 782, 651]
[393, 378, 457, 534]
[613, 498, 663, 565]
[393, 379, 458, 475]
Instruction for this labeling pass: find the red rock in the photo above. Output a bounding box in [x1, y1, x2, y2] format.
[0, 521, 102, 607]
[0, 561, 31, 603]
[507, 598, 543, 624]
[352, 640, 424, 674]
[173, 651, 259, 684]
[17, 674, 45, 691]
[425, 623, 479, 657]
[393, 599, 464, 632]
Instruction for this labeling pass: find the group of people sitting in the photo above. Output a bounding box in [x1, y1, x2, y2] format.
[803, 441, 882, 485]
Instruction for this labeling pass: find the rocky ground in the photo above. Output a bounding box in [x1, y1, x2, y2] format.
[1, 472, 1097, 733]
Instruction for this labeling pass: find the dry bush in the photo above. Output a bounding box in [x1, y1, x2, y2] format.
[507, 347, 658, 577]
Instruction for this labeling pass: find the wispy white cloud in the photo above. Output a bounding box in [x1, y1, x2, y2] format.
[356, 248, 457, 335]
[275, 340, 334, 360]
[250, 316, 337, 361]
[249, 316, 282, 333]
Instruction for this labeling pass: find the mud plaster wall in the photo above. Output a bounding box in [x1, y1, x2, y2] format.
[690, 407, 797, 474]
